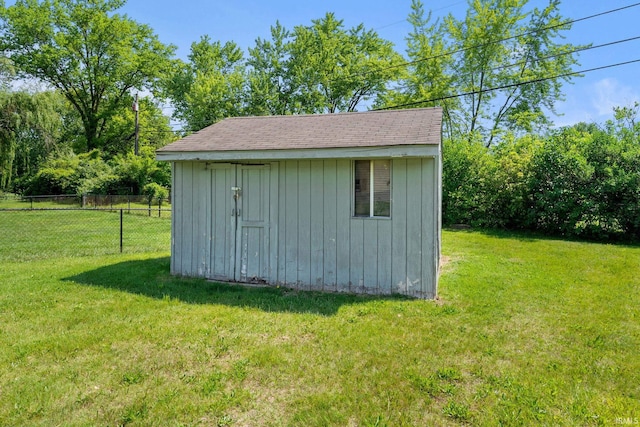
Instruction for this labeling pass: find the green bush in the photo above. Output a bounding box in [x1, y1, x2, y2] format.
[142, 182, 169, 204]
[22, 148, 171, 198]
[442, 113, 640, 242]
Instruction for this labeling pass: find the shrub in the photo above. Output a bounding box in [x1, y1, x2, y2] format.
[442, 116, 640, 242]
[22, 148, 171, 197]
[142, 182, 169, 204]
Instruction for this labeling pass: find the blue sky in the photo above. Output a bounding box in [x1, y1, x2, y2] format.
[38, 1, 640, 126]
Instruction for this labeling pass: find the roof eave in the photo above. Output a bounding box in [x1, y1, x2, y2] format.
[156, 144, 440, 162]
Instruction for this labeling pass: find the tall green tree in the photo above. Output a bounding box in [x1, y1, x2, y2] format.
[448, 0, 579, 144]
[162, 36, 246, 131]
[383, 0, 581, 144]
[376, 1, 460, 138]
[246, 22, 297, 116]
[0, 0, 175, 152]
[0, 89, 67, 190]
[288, 13, 404, 113]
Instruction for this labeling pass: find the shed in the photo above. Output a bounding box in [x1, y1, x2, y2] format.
[156, 107, 442, 299]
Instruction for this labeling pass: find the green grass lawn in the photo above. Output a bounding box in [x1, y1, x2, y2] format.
[0, 195, 171, 218]
[0, 210, 170, 261]
[0, 228, 638, 426]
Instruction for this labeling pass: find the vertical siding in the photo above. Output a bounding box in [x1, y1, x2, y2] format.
[268, 162, 279, 282]
[297, 161, 312, 290]
[406, 158, 423, 296]
[172, 157, 439, 298]
[170, 162, 179, 275]
[335, 159, 351, 292]
[363, 220, 378, 293]
[421, 158, 437, 298]
[192, 162, 209, 277]
[283, 161, 298, 285]
[310, 160, 324, 290]
[322, 160, 338, 291]
[180, 162, 194, 276]
[173, 162, 212, 278]
[211, 165, 233, 279]
[376, 220, 392, 294]
[276, 162, 287, 283]
[349, 219, 364, 292]
[391, 159, 408, 294]
[273, 158, 438, 297]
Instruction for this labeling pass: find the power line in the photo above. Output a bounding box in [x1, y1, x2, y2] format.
[348, 2, 640, 79]
[391, 34, 640, 92]
[493, 35, 640, 73]
[373, 0, 467, 31]
[374, 58, 640, 111]
[150, 57, 640, 131]
[139, 58, 639, 135]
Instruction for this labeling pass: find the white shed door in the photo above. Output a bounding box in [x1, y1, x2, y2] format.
[233, 164, 271, 283]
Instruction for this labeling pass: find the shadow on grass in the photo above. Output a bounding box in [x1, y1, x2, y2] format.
[64, 256, 410, 316]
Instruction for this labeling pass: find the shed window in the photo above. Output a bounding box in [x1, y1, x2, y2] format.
[354, 160, 391, 217]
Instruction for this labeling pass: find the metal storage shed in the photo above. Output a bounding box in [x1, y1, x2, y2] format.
[156, 107, 442, 299]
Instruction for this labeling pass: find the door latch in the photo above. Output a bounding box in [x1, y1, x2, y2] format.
[231, 186, 241, 200]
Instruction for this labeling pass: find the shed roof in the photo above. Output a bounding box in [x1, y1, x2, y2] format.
[158, 107, 442, 154]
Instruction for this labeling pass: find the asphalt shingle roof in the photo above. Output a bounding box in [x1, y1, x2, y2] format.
[158, 107, 442, 153]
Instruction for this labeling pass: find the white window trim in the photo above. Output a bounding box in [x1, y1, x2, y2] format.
[353, 159, 391, 219]
[369, 162, 375, 217]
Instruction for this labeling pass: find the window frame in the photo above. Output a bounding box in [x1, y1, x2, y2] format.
[352, 159, 392, 219]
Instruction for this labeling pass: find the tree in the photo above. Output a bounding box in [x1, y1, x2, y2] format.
[449, 0, 581, 144]
[162, 35, 246, 131]
[287, 13, 404, 113]
[376, 0, 460, 138]
[245, 22, 297, 116]
[0, 89, 67, 190]
[382, 0, 582, 144]
[98, 96, 177, 157]
[0, 0, 175, 152]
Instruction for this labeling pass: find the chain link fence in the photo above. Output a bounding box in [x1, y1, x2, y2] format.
[0, 195, 171, 262]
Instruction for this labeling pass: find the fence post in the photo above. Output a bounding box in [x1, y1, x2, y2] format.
[158, 198, 162, 218]
[120, 209, 123, 253]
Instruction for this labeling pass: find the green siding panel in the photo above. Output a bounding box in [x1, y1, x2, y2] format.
[335, 159, 351, 292]
[322, 160, 338, 291]
[284, 161, 299, 285]
[297, 160, 312, 290]
[391, 159, 408, 294]
[406, 158, 423, 296]
[310, 160, 325, 290]
[170, 157, 440, 299]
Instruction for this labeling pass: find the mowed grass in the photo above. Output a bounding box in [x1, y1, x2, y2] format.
[0, 195, 171, 219]
[0, 224, 639, 425]
[0, 210, 170, 261]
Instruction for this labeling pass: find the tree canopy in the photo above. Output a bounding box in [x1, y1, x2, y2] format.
[286, 13, 405, 114]
[162, 36, 247, 132]
[0, 0, 175, 152]
[379, 0, 582, 144]
[164, 14, 405, 131]
[3, 0, 638, 246]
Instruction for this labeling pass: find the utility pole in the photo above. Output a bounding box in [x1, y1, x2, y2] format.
[133, 93, 139, 155]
